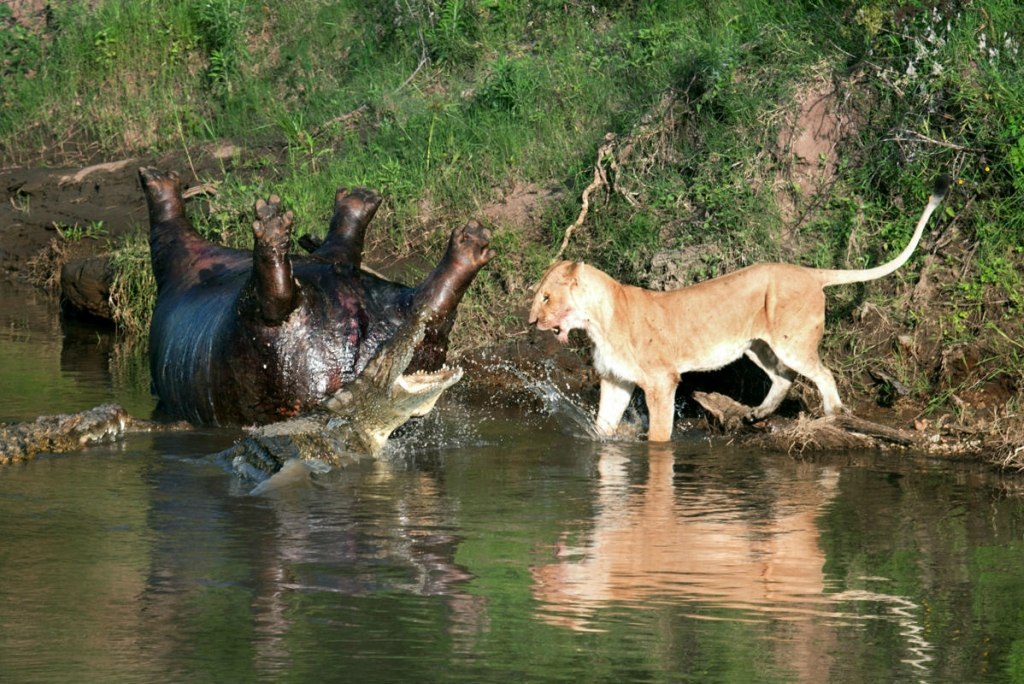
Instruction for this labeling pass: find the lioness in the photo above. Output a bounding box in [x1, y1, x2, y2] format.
[529, 176, 951, 441]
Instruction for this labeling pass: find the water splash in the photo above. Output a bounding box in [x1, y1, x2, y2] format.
[387, 357, 612, 451]
[485, 359, 639, 440]
[516, 372, 602, 439]
[233, 355, 629, 489]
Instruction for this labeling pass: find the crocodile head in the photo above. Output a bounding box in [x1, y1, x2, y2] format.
[323, 306, 463, 454]
[222, 306, 464, 481]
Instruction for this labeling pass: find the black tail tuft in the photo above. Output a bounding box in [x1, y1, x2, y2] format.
[932, 174, 952, 199]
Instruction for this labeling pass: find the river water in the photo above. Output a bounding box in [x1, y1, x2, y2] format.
[2, 281, 1024, 683]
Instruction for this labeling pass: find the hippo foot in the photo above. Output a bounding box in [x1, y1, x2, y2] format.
[252, 195, 294, 253]
[139, 166, 181, 195]
[333, 187, 382, 229]
[139, 167, 186, 223]
[447, 220, 497, 273]
[247, 195, 299, 324]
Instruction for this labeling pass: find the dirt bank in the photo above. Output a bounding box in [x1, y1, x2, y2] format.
[1, 160, 144, 279]
[1, 147, 242, 283]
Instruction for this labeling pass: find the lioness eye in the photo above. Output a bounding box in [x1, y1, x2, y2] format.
[542, 294, 549, 303]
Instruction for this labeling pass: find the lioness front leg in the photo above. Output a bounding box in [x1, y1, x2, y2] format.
[643, 378, 678, 442]
[596, 377, 635, 437]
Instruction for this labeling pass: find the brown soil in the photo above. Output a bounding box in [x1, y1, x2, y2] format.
[1, 147, 241, 283]
[5, 0, 49, 33]
[777, 81, 845, 197]
[480, 181, 562, 234]
[1, 161, 141, 279]
[772, 74, 862, 251]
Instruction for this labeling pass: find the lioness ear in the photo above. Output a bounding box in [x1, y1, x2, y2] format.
[534, 260, 578, 291]
[565, 261, 581, 287]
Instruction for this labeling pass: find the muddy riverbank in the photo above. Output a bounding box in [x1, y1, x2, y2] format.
[2, 156, 1021, 468]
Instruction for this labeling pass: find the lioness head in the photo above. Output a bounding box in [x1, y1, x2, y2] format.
[529, 261, 587, 345]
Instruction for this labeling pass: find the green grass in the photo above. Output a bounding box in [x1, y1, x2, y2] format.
[2, 0, 1022, 412]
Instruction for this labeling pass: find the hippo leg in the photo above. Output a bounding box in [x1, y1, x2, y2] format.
[239, 195, 300, 325]
[406, 220, 496, 370]
[308, 187, 382, 269]
[414, 221, 496, 317]
[140, 167, 241, 289]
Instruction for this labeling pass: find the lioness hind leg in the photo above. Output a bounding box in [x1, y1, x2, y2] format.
[776, 350, 843, 416]
[744, 341, 797, 420]
[596, 377, 636, 437]
[813, 367, 843, 415]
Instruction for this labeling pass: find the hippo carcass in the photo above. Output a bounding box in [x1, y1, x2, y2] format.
[139, 168, 494, 427]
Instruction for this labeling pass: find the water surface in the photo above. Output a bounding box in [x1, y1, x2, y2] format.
[2, 282, 1024, 683]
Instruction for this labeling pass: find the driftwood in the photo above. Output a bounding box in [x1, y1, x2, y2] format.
[692, 391, 751, 432]
[692, 391, 919, 453]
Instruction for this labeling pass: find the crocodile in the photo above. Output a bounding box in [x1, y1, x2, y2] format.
[215, 305, 463, 481]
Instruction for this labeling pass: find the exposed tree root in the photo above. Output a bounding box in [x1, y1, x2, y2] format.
[553, 133, 617, 262]
[553, 90, 684, 262]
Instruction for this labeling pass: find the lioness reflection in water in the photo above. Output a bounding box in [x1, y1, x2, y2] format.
[531, 444, 839, 681]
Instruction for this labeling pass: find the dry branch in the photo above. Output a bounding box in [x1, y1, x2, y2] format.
[182, 183, 218, 199]
[553, 133, 617, 262]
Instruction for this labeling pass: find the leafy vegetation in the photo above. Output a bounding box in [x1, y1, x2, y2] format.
[1, 0, 1022, 432]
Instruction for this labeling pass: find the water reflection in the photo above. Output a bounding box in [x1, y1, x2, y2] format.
[0, 280, 153, 421]
[132, 449, 486, 680]
[531, 442, 840, 679]
[533, 444, 836, 620]
[3, 411, 1024, 682]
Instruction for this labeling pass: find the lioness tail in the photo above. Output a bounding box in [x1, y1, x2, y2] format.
[818, 174, 951, 287]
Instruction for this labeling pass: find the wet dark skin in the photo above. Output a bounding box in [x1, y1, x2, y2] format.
[140, 168, 495, 427]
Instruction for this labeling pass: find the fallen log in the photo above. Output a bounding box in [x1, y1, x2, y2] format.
[691, 391, 750, 432]
[692, 391, 919, 452]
